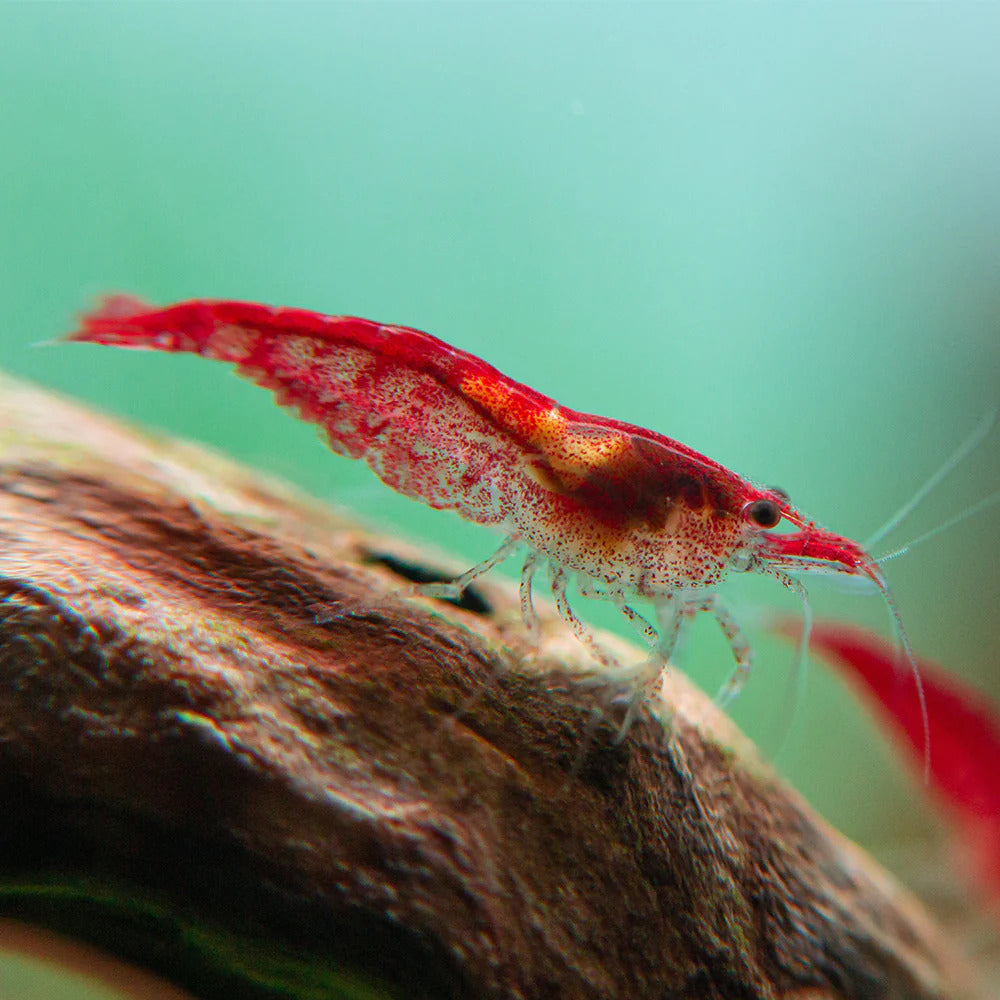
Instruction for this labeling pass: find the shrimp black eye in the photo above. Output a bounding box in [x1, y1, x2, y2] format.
[746, 499, 782, 528]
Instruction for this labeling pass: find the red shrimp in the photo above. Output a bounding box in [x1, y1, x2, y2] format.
[66, 296, 930, 737]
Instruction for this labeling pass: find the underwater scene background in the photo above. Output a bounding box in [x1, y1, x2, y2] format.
[1, 4, 999, 996]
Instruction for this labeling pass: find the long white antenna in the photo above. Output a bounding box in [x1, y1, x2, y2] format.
[877, 575, 931, 784]
[767, 571, 814, 763]
[864, 408, 998, 550]
[876, 488, 1000, 564]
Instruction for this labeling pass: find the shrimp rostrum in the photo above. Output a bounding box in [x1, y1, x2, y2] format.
[68, 297, 922, 736]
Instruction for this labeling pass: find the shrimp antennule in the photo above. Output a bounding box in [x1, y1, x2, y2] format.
[864, 407, 998, 550]
[875, 488, 1000, 565]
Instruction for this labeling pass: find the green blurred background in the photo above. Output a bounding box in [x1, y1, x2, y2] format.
[2, 3, 999, 996]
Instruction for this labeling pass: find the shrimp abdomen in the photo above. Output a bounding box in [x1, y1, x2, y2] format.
[70, 297, 532, 524]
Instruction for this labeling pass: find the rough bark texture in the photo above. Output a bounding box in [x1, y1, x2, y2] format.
[0, 374, 968, 999]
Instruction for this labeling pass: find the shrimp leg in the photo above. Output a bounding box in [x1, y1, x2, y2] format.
[551, 568, 667, 740]
[413, 534, 522, 601]
[550, 565, 617, 670]
[653, 595, 685, 663]
[519, 551, 541, 635]
[594, 598, 681, 740]
[545, 573, 667, 739]
[563, 581, 671, 740]
[600, 594, 751, 736]
[577, 579, 661, 650]
[611, 593, 659, 648]
[568, 588, 753, 738]
[671, 595, 753, 708]
[654, 593, 754, 707]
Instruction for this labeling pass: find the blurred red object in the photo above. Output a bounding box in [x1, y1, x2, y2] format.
[772, 619, 1000, 907]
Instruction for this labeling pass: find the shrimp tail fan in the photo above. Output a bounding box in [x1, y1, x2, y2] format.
[70, 295, 163, 347]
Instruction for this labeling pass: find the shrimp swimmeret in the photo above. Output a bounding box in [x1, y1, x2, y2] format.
[69, 296, 968, 745]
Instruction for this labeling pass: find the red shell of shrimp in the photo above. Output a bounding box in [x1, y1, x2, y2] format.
[757, 519, 878, 581]
[69, 296, 785, 590]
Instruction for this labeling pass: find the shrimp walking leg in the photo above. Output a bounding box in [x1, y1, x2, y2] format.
[550, 566, 616, 670]
[577, 579, 660, 650]
[572, 586, 671, 741]
[413, 534, 521, 600]
[551, 569, 664, 740]
[519, 552, 541, 634]
[610, 650, 670, 742]
[655, 594, 754, 708]
[652, 595, 685, 667]
[611, 593, 659, 648]
[603, 599, 679, 741]
[696, 597, 753, 707]
[572, 589, 753, 738]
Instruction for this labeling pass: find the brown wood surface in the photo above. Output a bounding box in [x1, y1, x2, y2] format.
[0, 374, 968, 999]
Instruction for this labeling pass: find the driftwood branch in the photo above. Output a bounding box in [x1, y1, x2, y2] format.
[0, 374, 967, 999]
